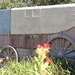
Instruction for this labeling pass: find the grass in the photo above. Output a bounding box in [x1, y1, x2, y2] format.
[0, 57, 75, 75]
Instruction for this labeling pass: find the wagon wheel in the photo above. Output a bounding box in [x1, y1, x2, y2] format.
[47, 34, 75, 62]
[0, 45, 18, 63]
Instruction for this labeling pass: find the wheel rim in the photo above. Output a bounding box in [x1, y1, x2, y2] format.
[47, 35, 75, 62]
[0, 45, 18, 62]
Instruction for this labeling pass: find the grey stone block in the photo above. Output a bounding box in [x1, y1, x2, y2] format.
[11, 4, 75, 34]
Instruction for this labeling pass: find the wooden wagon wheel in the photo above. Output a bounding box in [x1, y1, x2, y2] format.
[0, 45, 18, 63]
[47, 34, 75, 62]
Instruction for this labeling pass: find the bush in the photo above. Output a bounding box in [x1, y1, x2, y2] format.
[0, 57, 75, 75]
[0, 43, 75, 75]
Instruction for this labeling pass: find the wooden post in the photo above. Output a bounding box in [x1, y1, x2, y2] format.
[8, 32, 10, 45]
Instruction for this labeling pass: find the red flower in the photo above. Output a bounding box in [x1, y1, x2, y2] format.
[37, 43, 50, 49]
[45, 57, 53, 64]
[43, 43, 50, 48]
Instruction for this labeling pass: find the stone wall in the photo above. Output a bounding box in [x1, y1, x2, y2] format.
[11, 4, 75, 34]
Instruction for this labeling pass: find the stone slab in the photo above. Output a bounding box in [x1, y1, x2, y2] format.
[11, 4, 75, 34]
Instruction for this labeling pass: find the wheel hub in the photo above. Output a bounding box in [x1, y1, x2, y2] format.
[6, 56, 9, 60]
[57, 51, 64, 58]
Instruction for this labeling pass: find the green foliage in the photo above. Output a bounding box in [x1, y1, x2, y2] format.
[0, 58, 75, 75]
[0, 0, 75, 9]
[0, 0, 26, 9]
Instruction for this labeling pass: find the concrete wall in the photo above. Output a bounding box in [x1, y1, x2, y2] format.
[11, 4, 75, 34]
[0, 10, 11, 34]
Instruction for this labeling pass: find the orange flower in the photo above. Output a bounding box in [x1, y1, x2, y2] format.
[34, 43, 52, 75]
[35, 43, 50, 60]
[45, 57, 53, 64]
[43, 57, 52, 69]
[36, 43, 50, 55]
[0, 58, 5, 63]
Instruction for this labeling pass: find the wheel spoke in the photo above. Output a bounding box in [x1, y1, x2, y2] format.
[62, 38, 66, 49]
[51, 41, 58, 52]
[9, 50, 14, 56]
[57, 38, 61, 49]
[5, 49, 10, 56]
[50, 41, 57, 50]
[56, 38, 64, 51]
[4, 49, 8, 55]
[59, 38, 62, 50]
[1, 53, 6, 57]
[64, 49, 75, 55]
[63, 42, 71, 53]
[11, 56, 16, 59]
[50, 49, 57, 55]
[58, 38, 61, 47]
[7, 48, 11, 56]
[57, 38, 59, 48]
[9, 49, 13, 56]
[1, 50, 8, 57]
[49, 53, 57, 57]
[64, 56, 75, 59]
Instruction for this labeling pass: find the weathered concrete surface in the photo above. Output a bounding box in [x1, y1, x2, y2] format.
[0, 10, 11, 34]
[11, 4, 75, 34]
